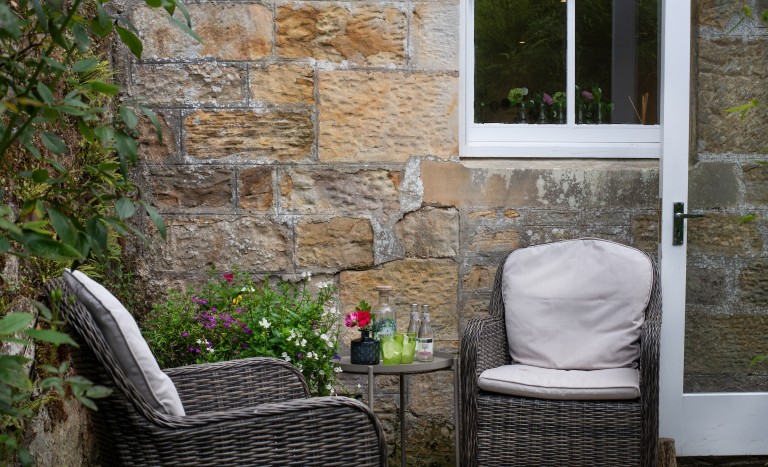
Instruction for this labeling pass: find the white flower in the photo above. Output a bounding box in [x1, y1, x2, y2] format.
[259, 317, 271, 328]
[300, 338, 307, 347]
[241, 286, 255, 293]
[301, 271, 313, 281]
[334, 366, 342, 373]
[207, 347, 215, 353]
[317, 281, 333, 290]
[281, 352, 291, 362]
[196, 339, 203, 344]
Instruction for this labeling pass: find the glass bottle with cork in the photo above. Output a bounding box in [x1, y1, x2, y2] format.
[416, 304, 434, 362]
[372, 285, 396, 340]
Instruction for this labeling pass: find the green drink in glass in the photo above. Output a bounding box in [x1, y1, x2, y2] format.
[381, 334, 403, 365]
[401, 332, 417, 364]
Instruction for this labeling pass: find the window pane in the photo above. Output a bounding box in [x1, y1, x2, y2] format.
[576, 0, 659, 124]
[474, 0, 567, 124]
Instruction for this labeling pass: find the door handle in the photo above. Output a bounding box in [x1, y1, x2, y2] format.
[673, 202, 706, 245]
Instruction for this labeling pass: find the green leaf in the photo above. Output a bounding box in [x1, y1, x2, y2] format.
[116, 26, 143, 59]
[145, 0, 163, 6]
[47, 206, 80, 246]
[72, 22, 91, 52]
[25, 329, 78, 346]
[94, 126, 114, 146]
[73, 58, 99, 73]
[43, 57, 66, 72]
[86, 217, 108, 257]
[91, 3, 113, 37]
[86, 385, 112, 399]
[74, 394, 98, 411]
[26, 236, 85, 261]
[141, 106, 163, 142]
[115, 197, 136, 220]
[31, 169, 49, 183]
[41, 132, 67, 154]
[103, 217, 130, 236]
[737, 214, 757, 223]
[37, 83, 55, 105]
[84, 80, 119, 95]
[0, 235, 10, 253]
[142, 202, 166, 239]
[119, 106, 139, 130]
[114, 131, 138, 164]
[78, 119, 96, 144]
[0, 313, 34, 336]
[0, 4, 21, 39]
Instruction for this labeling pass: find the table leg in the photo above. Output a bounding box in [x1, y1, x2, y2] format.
[453, 357, 460, 467]
[400, 374, 406, 467]
[367, 365, 375, 411]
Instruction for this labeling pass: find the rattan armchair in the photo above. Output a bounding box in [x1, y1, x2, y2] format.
[460, 239, 661, 467]
[47, 277, 386, 466]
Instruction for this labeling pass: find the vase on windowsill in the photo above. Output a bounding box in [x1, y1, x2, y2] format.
[350, 330, 380, 365]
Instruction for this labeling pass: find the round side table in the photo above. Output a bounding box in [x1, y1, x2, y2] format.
[338, 351, 459, 467]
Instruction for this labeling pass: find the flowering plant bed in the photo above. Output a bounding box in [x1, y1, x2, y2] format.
[143, 269, 341, 395]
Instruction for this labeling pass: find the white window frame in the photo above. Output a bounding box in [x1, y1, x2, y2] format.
[460, 0, 661, 159]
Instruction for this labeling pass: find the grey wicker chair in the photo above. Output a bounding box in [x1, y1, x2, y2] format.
[47, 277, 387, 466]
[460, 239, 661, 467]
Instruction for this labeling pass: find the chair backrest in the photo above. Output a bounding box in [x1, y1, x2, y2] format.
[502, 238, 654, 370]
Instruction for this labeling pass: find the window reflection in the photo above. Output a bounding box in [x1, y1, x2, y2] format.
[474, 0, 658, 125]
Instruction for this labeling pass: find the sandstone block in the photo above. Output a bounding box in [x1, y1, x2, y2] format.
[468, 227, 522, 253]
[184, 110, 313, 161]
[421, 160, 658, 209]
[318, 71, 459, 162]
[686, 265, 727, 306]
[684, 310, 768, 392]
[697, 37, 768, 153]
[339, 259, 459, 343]
[276, 3, 405, 64]
[688, 162, 739, 209]
[250, 64, 315, 105]
[396, 207, 459, 258]
[239, 167, 273, 211]
[138, 112, 179, 163]
[411, 1, 460, 70]
[743, 162, 768, 205]
[130, 63, 246, 106]
[462, 265, 496, 291]
[156, 216, 292, 272]
[687, 213, 762, 255]
[740, 259, 768, 306]
[147, 166, 233, 211]
[131, 3, 272, 60]
[297, 217, 374, 270]
[280, 168, 401, 214]
[631, 214, 660, 253]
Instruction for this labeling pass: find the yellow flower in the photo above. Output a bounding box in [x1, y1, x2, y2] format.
[233, 295, 242, 305]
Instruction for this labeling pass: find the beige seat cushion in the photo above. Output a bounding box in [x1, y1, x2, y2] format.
[64, 270, 185, 416]
[503, 238, 653, 370]
[478, 364, 640, 400]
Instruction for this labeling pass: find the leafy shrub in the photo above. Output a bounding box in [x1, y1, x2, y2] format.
[143, 270, 342, 396]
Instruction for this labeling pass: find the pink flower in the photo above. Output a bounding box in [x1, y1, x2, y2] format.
[344, 310, 372, 330]
[223, 273, 235, 283]
[581, 90, 593, 102]
[543, 93, 553, 106]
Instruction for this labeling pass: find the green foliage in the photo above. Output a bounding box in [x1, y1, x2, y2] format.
[0, 1, 197, 464]
[0, 301, 111, 466]
[0, 0, 198, 266]
[143, 270, 342, 397]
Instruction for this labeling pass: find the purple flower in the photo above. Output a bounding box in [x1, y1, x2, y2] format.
[182, 332, 189, 337]
[297, 352, 303, 360]
[333, 355, 341, 361]
[188, 346, 196, 353]
[581, 90, 593, 102]
[543, 93, 553, 106]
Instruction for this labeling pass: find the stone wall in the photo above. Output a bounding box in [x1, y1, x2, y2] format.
[686, 0, 768, 393]
[94, 0, 768, 464]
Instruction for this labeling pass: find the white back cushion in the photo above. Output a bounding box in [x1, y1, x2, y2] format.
[503, 238, 653, 370]
[478, 364, 640, 400]
[64, 270, 185, 416]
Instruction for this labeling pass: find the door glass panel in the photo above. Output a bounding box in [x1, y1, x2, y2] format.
[474, 0, 566, 124]
[575, 0, 659, 124]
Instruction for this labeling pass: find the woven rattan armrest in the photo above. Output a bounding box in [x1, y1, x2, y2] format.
[164, 357, 309, 414]
[124, 396, 387, 465]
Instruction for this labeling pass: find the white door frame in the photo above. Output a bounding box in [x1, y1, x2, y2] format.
[658, 0, 768, 456]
